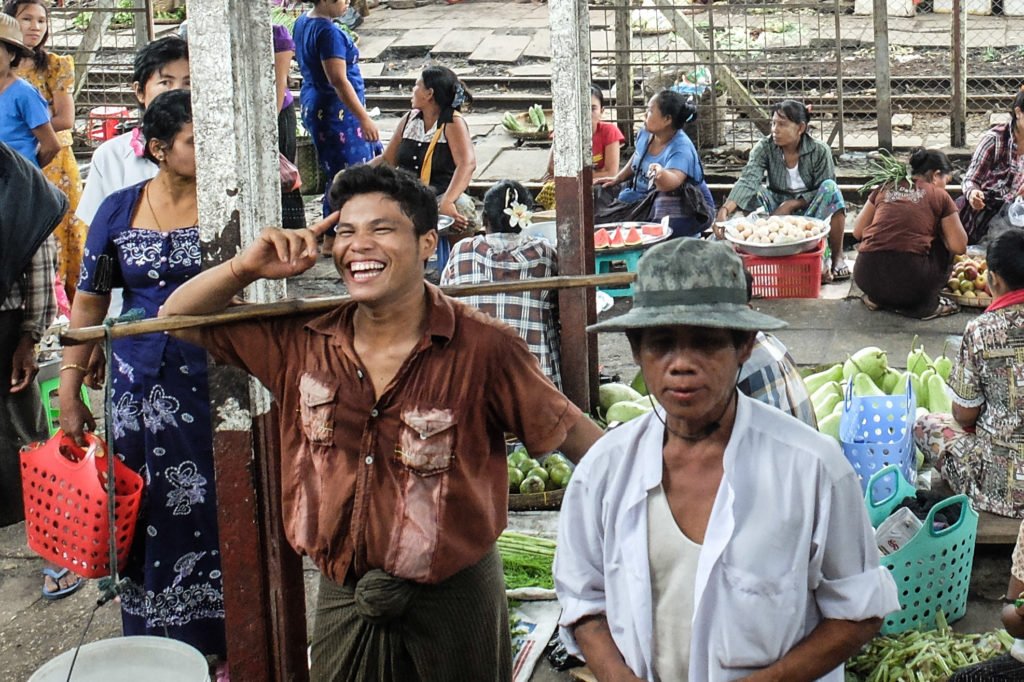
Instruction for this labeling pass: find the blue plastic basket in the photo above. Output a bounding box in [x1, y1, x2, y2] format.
[840, 378, 916, 492]
[879, 495, 978, 635]
[865, 464, 918, 529]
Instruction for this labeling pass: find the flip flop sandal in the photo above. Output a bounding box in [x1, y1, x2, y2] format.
[830, 263, 851, 281]
[920, 298, 960, 321]
[41, 567, 84, 601]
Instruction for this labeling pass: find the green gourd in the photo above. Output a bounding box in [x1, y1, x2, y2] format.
[916, 368, 935, 410]
[907, 334, 934, 376]
[818, 413, 841, 441]
[881, 369, 901, 395]
[853, 372, 885, 397]
[931, 341, 953, 382]
[814, 393, 843, 421]
[926, 373, 953, 414]
[842, 347, 888, 385]
[803, 364, 844, 395]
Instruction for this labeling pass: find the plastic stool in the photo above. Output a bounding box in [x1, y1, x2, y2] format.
[86, 106, 131, 145]
[595, 248, 643, 298]
[36, 360, 90, 437]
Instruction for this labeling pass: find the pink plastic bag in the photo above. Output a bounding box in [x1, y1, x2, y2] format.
[53, 272, 71, 319]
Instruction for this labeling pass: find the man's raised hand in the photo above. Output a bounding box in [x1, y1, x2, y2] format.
[232, 213, 339, 282]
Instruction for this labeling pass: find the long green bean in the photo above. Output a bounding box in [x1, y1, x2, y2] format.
[846, 615, 1013, 682]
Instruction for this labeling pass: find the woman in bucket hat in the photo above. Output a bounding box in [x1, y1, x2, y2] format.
[0, 12, 59, 168]
[553, 239, 899, 681]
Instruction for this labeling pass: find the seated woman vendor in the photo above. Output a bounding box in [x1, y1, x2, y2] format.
[957, 89, 1024, 244]
[913, 229, 1024, 517]
[853, 148, 967, 320]
[595, 89, 714, 238]
[716, 100, 848, 281]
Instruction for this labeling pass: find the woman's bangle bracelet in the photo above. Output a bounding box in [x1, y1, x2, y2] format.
[60, 363, 89, 373]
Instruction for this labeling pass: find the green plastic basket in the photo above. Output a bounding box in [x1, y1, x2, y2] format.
[879, 494, 978, 636]
[35, 360, 90, 438]
[865, 464, 918, 529]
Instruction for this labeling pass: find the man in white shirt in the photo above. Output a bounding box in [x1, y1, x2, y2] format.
[554, 239, 900, 682]
[77, 36, 189, 225]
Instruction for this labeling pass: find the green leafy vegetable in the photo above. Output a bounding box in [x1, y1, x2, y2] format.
[497, 531, 556, 590]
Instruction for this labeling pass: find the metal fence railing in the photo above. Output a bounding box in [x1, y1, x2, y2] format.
[590, 0, 1024, 153]
[42, 1, 178, 151]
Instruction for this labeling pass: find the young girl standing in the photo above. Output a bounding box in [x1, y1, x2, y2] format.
[293, 0, 381, 252]
[0, 13, 59, 169]
[5, 0, 86, 301]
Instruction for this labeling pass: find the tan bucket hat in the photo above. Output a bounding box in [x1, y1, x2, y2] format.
[0, 14, 29, 55]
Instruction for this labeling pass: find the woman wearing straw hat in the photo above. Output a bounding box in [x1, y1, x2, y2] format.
[553, 238, 899, 681]
[0, 13, 59, 169]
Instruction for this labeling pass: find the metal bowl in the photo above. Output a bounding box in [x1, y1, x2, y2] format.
[722, 216, 828, 257]
[726, 232, 824, 257]
[437, 215, 455, 234]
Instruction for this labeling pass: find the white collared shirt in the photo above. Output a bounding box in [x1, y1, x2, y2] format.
[77, 129, 158, 226]
[554, 394, 900, 682]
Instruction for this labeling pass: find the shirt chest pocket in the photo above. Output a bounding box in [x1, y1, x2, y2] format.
[716, 563, 805, 670]
[298, 373, 336, 446]
[395, 408, 457, 476]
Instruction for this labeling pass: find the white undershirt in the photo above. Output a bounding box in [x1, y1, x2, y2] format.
[786, 164, 807, 192]
[647, 483, 702, 682]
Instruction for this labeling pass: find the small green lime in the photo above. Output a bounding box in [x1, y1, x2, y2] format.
[526, 467, 549, 484]
[519, 475, 545, 495]
[518, 458, 542, 474]
[544, 453, 569, 470]
[508, 468, 525, 492]
[549, 464, 573, 488]
[508, 450, 529, 467]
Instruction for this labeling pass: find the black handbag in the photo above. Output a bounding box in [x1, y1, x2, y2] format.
[593, 185, 658, 223]
[593, 139, 711, 227]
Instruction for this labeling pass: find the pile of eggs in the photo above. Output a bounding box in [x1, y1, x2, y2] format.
[728, 216, 827, 245]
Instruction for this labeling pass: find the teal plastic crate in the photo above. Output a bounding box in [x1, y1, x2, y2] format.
[879, 495, 978, 635]
[865, 464, 918, 529]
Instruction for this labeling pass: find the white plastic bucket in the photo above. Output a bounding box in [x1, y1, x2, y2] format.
[522, 220, 557, 247]
[29, 636, 209, 682]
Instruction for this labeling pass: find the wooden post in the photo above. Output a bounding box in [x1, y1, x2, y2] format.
[133, 0, 154, 48]
[951, 0, 967, 147]
[187, 2, 308, 680]
[613, 2, 633, 142]
[872, 0, 893, 150]
[550, 0, 597, 412]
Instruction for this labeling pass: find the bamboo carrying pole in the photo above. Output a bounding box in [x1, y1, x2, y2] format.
[60, 272, 637, 345]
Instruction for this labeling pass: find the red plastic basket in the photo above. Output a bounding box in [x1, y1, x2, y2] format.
[739, 242, 825, 299]
[20, 432, 144, 579]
